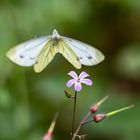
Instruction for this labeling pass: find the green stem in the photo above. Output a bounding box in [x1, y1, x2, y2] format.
[97, 95, 109, 106]
[71, 91, 77, 135]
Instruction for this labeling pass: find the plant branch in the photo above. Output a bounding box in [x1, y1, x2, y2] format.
[72, 111, 91, 140]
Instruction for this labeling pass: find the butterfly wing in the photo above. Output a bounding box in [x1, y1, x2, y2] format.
[34, 40, 57, 73]
[63, 37, 105, 66]
[6, 36, 50, 67]
[58, 40, 81, 69]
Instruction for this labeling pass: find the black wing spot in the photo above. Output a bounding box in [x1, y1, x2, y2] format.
[69, 39, 72, 42]
[19, 55, 24, 59]
[77, 57, 80, 61]
[87, 56, 92, 59]
[78, 57, 83, 59]
[30, 57, 35, 60]
[36, 61, 39, 64]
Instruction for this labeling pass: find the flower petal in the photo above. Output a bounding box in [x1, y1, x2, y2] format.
[79, 71, 89, 79]
[74, 82, 82, 91]
[66, 79, 76, 88]
[80, 79, 93, 86]
[68, 71, 78, 79]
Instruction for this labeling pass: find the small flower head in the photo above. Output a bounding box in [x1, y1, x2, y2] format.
[90, 104, 99, 113]
[90, 96, 109, 113]
[64, 90, 72, 98]
[66, 71, 93, 92]
[93, 114, 106, 122]
[93, 104, 134, 123]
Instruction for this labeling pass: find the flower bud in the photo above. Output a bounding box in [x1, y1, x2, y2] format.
[43, 131, 52, 140]
[64, 90, 72, 98]
[43, 112, 59, 140]
[93, 114, 106, 122]
[90, 104, 99, 113]
[90, 96, 109, 113]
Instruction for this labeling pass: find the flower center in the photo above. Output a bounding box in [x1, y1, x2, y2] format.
[77, 78, 80, 83]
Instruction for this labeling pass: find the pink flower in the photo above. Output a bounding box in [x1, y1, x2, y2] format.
[66, 71, 93, 92]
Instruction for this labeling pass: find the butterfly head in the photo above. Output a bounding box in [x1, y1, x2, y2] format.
[52, 29, 61, 45]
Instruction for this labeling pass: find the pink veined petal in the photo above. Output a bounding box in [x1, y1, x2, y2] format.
[80, 79, 93, 86]
[66, 79, 76, 88]
[68, 71, 78, 79]
[74, 82, 82, 91]
[79, 71, 89, 79]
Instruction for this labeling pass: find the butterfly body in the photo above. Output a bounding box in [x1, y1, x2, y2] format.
[7, 29, 104, 73]
[51, 29, 61, 44]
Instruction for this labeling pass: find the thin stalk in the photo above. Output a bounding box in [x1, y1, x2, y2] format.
[71, 91, 77, 135]
[107, 104, 134, 117]
[97, 95, 109, 106]
[81, 119, 93, 126]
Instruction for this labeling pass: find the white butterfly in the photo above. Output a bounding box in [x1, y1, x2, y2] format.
[6, 29, 105, 73]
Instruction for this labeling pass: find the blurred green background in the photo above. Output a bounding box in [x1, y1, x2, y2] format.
[0, 0, 140, 140]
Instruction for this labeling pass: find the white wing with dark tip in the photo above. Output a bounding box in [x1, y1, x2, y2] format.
[63, 37, 105, 66]
[6, 36, 50, 67]
[58, 40, 81, 69]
